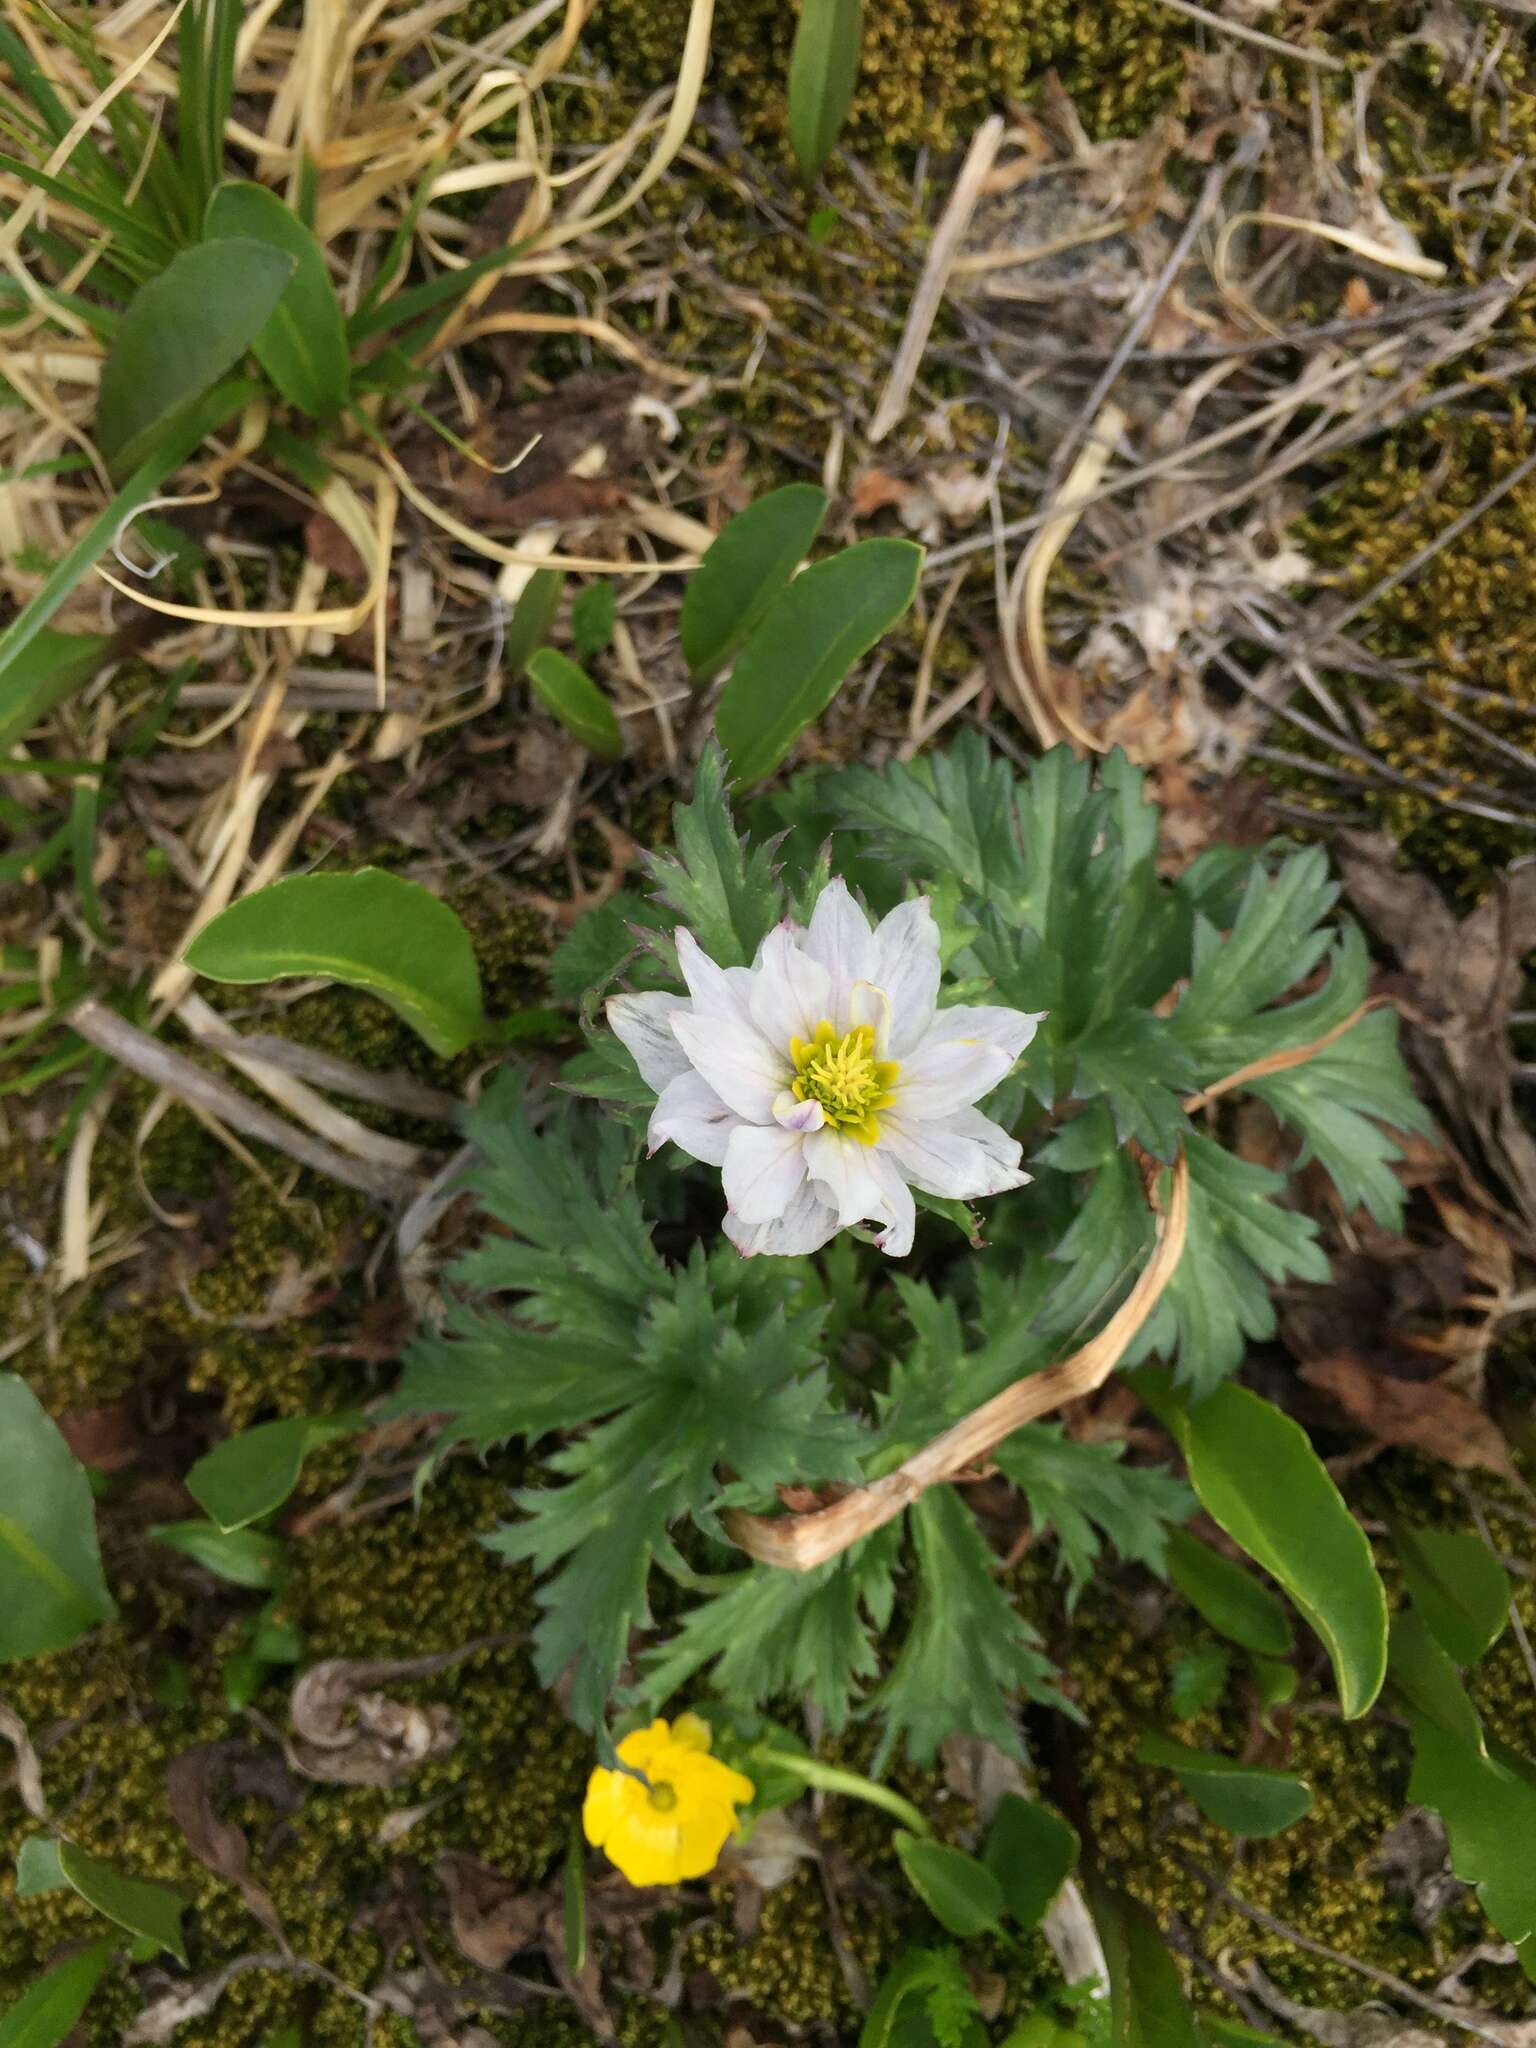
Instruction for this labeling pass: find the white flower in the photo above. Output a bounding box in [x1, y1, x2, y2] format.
[607, 879, 1043, 1258]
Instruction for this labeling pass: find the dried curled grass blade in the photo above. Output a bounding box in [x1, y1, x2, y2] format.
[1181, 998, 1386, 1114]
[725, 1147, 1190, 1571]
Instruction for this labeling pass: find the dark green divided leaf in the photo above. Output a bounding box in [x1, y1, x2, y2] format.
[205, 181, 350, 417]
[787, 0, 864, 182]
[0, 1374, 116, 1662]
[860, 1950, 987, 2048]
[993, 1426, 1191, 1603]
[894, 1833, 1004, 1939]
[646, 743, 784, 966]
[1165, 1527, 1291, 1658]
[97, 238, 293, 478]
[0, 1939, 113, 2048]
[1391, 1520, 1510, 1669]
[1089, 1877, 1204, 2048]
[186, 1414, 361, 1532]
[184, 867, 485, 1057]
[983, 1792, 1079, 1929]
[716, 538, 921, 784]
[17, 1838, 186, 1963]
[1136, 1731, 1312, 1837]
[504, 568, 565, 678]
[151, 1521, 285, 1589]
[526, 647, 623, 760]
[1137, 1372, 1388, 1719]
[680, 483, 828, 680]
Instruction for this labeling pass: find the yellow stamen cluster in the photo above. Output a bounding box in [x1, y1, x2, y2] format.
[790, 1019, 900, 1145]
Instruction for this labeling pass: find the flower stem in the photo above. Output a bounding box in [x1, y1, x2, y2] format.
[752, 1749, 933, 1838]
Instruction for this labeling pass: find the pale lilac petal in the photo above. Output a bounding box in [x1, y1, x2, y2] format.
[891, 1037, 1015, 1119]
[773, 1090, 825, 1133]
[867, 897, 940, 1056]
[748, 926, 832, 1051]
[880, 1110, 1030, 1200]
[675, 928, 757, 1025]
[803, 879, 874, 1029]
[670, 1010, 787, 1123]
[723, 1124, 809, 1226]
[649, 1071, 741, 1166]
[726, 1182, 841, 1258]
[919, 1003, 1044, 1064]
[803, 1129, 900, 1233]
[607, 991, 692, 1091]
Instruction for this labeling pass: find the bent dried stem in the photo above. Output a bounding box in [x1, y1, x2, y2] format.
[724, 1146, 1190, 1572]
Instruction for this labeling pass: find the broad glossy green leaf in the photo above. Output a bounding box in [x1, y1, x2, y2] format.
[570, 581, 617, 662]
[98, 239, 293, 478]
[893, 1831, 1004, 1938]
[184, 867, 486, 1057]
[1408, 1710, 1536, 1963]
[18, 1838, 186, 1963]
[1136, 1731, 1312, 1838]
[503, 569, 565, 678]
[717, 537, 921, 784]
[1165, 1527, 1291, 1658]
[982, 1792, 1079, 1928]
[1387, 1608, 1484, 1750]
[1088, 1877, 1203, 2048]
[1392, 1520, 1510, 1668]
[787, 0, 864, 182]
[526, 648, 623, 761]
[680, 483, 828, 680]
[205, 182, 349, 417]
[0, 1939, 113, 2048]
[1199, 2023, 1285, 2047]
[151, 1521, 284, 1589]
[1136, 1372, 1387, 1719]
[186, 1413, 361, 1532]
[0, 631, 109, 755]
[0, 1375, 117, 1661]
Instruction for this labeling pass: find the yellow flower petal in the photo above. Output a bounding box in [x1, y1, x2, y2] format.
[581, 1766, 628, 1849]
[614, 1718, 674, 1773]
[670, 1711, 713, 1753]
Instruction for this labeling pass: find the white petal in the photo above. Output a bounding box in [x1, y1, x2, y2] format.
[880, 1110, 1030, 1200]
[867, 897, 940, 1056]
[675, 928, 757, 1025]
[748, 925, 832, 1051]
[726, 1182, 841, 1258]
[922, 1003, 1044, 1063]
[871, 1159, 916, 1257]
[671, 1010, 788, 1123]
[773, 1089, 825, 1133]
[892, 1037, 1015, 1119]
[803, 878, 873, 1030]
[848, 980, 893, 1057]
[723, 1124, 809, 1225]
[803, 1128, 901, 1233]
[607, 991, 692, 1091]
[649, 1070, 741, 1166]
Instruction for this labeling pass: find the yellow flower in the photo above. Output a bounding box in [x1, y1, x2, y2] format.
[582, 1713, 755, 1886]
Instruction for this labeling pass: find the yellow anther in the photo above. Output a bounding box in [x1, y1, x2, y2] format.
[790, 1019, 900, 1144]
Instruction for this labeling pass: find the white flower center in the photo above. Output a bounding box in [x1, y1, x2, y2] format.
[789, 1019, 900, 1145]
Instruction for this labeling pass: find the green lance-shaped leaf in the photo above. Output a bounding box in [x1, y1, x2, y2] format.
[151, 1521, 285, 1590]
[503, 568, 565, 678]
[184, 867, 486, 1057]
[1164, 1526, 1292, 1658]
[16, 1837, 187, 1963]
[0, 1375, 117, 1661]
[1135, 1731, 1312, 1838]
[1087, 1876, 1205, 2048]
[893, 1831, 1005, 1939]
[0, 631, 110, 757]
[186, 1413, 362, 1532]
[526, 647, 623, 761]
[205, 181, 350, 417]
[787, 0, 864, 183]
[1134, 1370, 1388, 1719]
[1390, 1519, 1511, 1668]
[97, 238, 294, 479]
[0, 1940, 114, 2048]
[680, 483, 828, 681]
[716, 537, 921, 785]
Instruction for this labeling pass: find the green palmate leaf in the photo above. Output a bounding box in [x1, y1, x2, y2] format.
[1137, 1372, 1388, 1719]
[18, 1838, 187, 1964]
[1170, 848, 1338, 1057]
[503, 568, 565, 677]
[0, 1374, 117, 1661]
[983, 1793, 1079, 1929]
[1128, 1135, 1330, 1397]
[874, 1488, 1068, 1767]
[1164, 1527, 1292, 1658]
[1168, 1644, 1231, 1720]
[184, 867, 485, 1056]
[862, 1950, 987, 2048]
[570, 580, 617, 661]
[716, 537, 921, 784]
[1135, 1731, 1312, 1837]
[787, 0, 864, 182]
[186, 1413, 361, 1532]
[894, 1834, 1005, 1939]
[833, 728, 1030, 914]
[647, 743, 784, 966]
[680, 483, 829, 680]
[526, 647, 623, 760]
[1088, 1878, 1204, 2048]
[0, 631, 110, 756]
[1068, 1010, 1198, 1161]
[0, 1939, 114, 2048]
[205, 182, 350, 417]
[151, 1521, 285, 1589]
[1391, 1521, 1510, 1668]
[993, 1426, 1191, 1603]
[97, 239, 294, 478]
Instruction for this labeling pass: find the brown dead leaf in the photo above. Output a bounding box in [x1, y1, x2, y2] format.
[165, 1744, 298, 1948]
[435, 1852, 546, 1968]
[286, 1637, 516, 1786]
[1300, 1353, 1519, 1480]
[123, 1954, 284, 2045]
[55, 1402, 142, 1473]
[850, 468, 914, 519]
[304, 511, 367, 582]
[1340, 276, 1377, 318]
